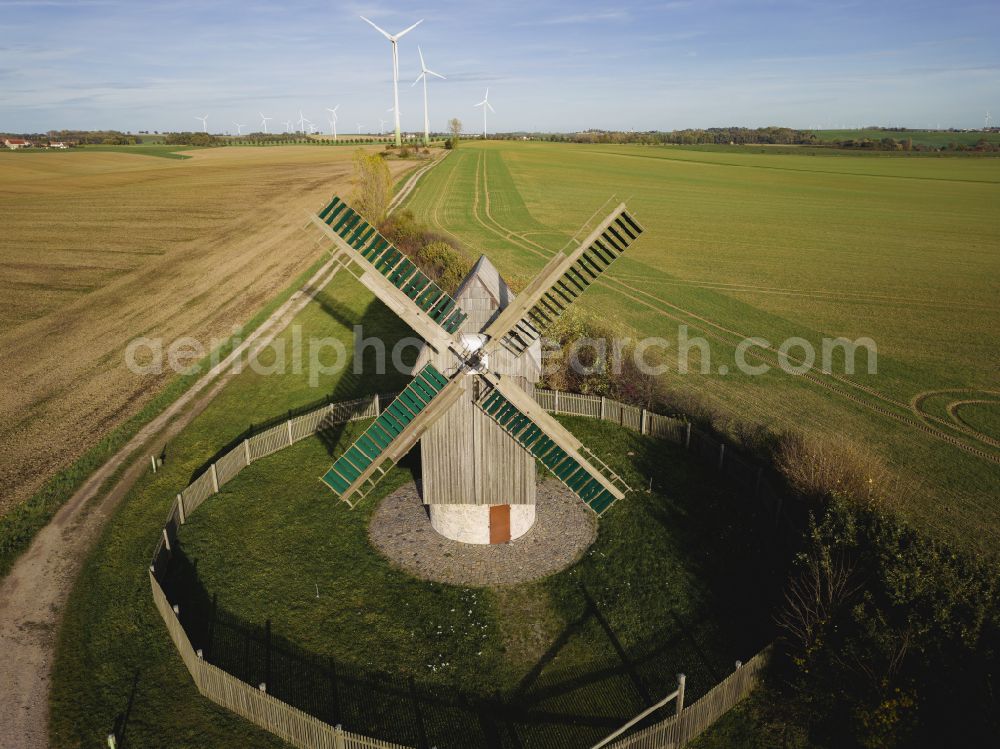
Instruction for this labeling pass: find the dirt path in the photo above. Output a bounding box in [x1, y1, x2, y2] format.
[388, 150, 448, 214]
[0, 258, 341, 749]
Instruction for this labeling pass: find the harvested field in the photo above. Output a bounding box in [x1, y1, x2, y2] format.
[0, 146, 417, 515]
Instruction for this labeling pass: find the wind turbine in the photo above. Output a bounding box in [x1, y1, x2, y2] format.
[195, 115, 208, 133]
[297, 110, 308, 133]
[378, 117, 388, 135]
[259, 112, 271, 133]
[357, 122, 363, 135]
[282, 119, 293, 133]
[412, 46, 445, 146]
[474, 89, 495, 139]
[326, 105, 340, 138]
[233, 123, 246, 135]
[987, 111, 993, 129]
[360, 15, 422, 147]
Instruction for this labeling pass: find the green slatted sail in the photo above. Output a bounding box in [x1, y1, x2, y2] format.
[321, 364, 450, 503]
[475, 388, 620, 515]
[318, 196, 468, 335]
[500, 208, 643, 357]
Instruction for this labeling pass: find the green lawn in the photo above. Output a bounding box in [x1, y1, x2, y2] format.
[51, 270, 779, 748]
[398, 141, 1000, 551]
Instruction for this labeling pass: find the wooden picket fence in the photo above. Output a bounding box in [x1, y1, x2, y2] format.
[603, 649, 770, 749]
[150, 388, 777, 749]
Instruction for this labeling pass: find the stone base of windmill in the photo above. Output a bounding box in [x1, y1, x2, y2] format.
[368, 480, 597, 587]
[428, 503, 535, 545]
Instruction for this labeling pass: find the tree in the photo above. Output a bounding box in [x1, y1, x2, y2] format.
[351, 148, 392, 225]
[447, 118, 462, 149]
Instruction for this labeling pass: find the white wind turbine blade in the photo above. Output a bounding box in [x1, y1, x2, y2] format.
[412, 71, 424, 86]
[487, 102, 496, 113]
[359, 15, 393, 40]
[394, 19, 422, 39]
[426, 69, 445, 80]
[418, 45, 426, 71]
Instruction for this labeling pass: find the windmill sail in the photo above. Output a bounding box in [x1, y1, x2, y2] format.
[321, 364, 465, 506]
[311, 196, 468, 350]
[474, 375, 627, 514]
[483, 203, 643, 357]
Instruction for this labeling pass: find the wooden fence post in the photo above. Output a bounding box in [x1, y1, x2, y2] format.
[676, 672, 688, 747]
[162, 528, 171, 553]
[150, 455, 157, 473]
[243, 438, 250, 466]
[641, 409, 648, 435]
[286, 419, 294, 446]
[717, 443, 725, 471]
[554, 390, 560, 415]
[374, 392, 381, 414]
[333, 724, 346, 749]
[210, 463, 220, 493]
[177, 493, 186, 524]
[685, 422, 692, 449]
[600, 396, 606, 420]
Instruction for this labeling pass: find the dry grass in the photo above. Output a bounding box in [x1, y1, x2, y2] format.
[0, 147, 414, 515]
[775, 432, 901, 511]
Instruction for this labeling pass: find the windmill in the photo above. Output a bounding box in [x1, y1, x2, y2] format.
[412, 45, 445, 146]
[326, 105, 340, 138]
[233, 123, 246, 136]
[259, 112, 272, 133]
[297, 110, 309, 133]
[307, 196, 642, 544]
[283, 119, 293, 133]
[378, 117, 388, 135]
[474, 89, 494, 138]
[360, 14, 422, 147]
[357, 122, 364, 134]
[195, 114, 209, 133]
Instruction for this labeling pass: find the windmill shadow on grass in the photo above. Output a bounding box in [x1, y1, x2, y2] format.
[162, 545, 718, 749]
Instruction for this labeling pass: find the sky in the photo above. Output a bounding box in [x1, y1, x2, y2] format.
[0, 0, 997, 134]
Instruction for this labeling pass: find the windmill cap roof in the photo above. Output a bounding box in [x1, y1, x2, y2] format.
[453, 254, 512, 309]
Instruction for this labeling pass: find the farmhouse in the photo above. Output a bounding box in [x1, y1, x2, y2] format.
[4, 138, 31, 149]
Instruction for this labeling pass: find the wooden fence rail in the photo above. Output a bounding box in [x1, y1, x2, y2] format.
[150, 389, 779, 749]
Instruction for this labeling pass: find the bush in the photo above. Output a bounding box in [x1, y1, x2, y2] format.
[379, 211, 470, 293]
[766, 499, 1000, 747]
[351, 149, 392, 224]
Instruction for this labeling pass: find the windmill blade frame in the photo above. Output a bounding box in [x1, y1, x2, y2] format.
[474, 374, 627, 513]
[482, 203, 643, 358]
[321, 364, 466, 506]
[308, 196, 469, 351]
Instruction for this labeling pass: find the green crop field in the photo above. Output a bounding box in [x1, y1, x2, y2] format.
[50, 271, 778, 748]
[810, 128, 1000, 147]
[399, 141, 1000, 550]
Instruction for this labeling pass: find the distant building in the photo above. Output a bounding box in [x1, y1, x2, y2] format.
[4, 138, 31, 149]
[49, 142, 70, 149]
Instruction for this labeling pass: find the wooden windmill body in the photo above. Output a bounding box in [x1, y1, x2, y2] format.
[415, 256, 541, 543]
[308, 194, 642, 547]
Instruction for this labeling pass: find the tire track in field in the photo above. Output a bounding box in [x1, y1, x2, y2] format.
[911, 389, 1000, 449]
[470, 148, 1000, 465]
